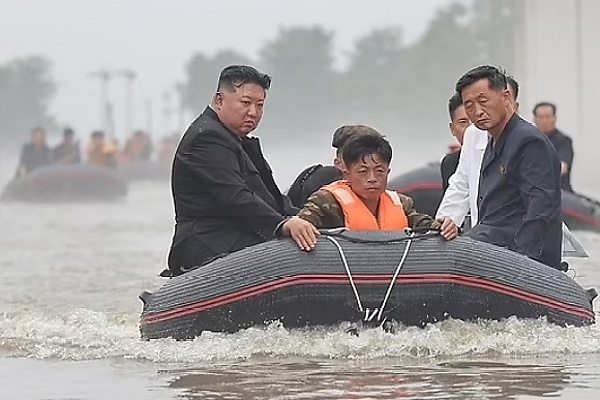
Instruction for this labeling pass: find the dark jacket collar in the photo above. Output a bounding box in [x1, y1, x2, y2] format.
[203, 106, 246, 142]
[481, 113, 520, 172]
[493, 112, 519, 152]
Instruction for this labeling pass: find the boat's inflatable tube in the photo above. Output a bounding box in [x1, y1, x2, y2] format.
[139, 230, 595, 340]
[1, 163, 128, 202]
[388, 163, 600, 233]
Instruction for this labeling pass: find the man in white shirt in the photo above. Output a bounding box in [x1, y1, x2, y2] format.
[436, 75, 587, 259]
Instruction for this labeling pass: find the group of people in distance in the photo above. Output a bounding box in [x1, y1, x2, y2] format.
[14, 127, 179, 178]
[164, 64, 569, 277]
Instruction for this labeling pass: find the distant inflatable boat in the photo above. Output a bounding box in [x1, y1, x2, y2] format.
[388, 163, 600, 233]
[119, 161, 171, 182]
[1, 163, 128, 202]
[139, 230, 596, 340]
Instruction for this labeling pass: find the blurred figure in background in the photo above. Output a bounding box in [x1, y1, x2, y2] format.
[533, 102, 574, 192]
[157, 133, 180, 166]
[52, 127, 81, 164]
[15, 127, 51, 178]
[87, 130, 118, 168]
[121, 130, 153, 163]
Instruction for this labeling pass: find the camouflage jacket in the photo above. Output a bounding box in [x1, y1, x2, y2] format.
[297, 189, 440, 230]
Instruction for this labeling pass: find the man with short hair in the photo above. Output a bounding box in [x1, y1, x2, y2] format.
[280, 134, 458, 245]
[455, 65, 562, 269]
[287, 124, 383, 208]
[15, 127, 51, 178]
[52, 127, 81, 164]
[441, 93, 471, 192]
[437, 75, 520, 228]
[533, 102, 574, 192]
[167, 65, 317, 276]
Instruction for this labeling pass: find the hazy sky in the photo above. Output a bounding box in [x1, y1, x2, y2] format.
[2, 0, 456, 141]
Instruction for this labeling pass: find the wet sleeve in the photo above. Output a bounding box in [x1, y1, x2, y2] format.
[402, 193, 439, 230]
[297, 190, 345, 229]
[514, 140, 562, 259]
[182, 129, 285, 232]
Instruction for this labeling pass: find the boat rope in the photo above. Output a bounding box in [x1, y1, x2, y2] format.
[376, 229, 415, 321]
[324, 235, 364, 313]
[324, 228, 416, 323]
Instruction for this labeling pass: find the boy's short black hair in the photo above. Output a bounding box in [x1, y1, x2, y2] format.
[342, 134, 392, 167]
[448, 93, 463, 121]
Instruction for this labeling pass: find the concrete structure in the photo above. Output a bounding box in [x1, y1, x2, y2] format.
[514, 0, 599, 190]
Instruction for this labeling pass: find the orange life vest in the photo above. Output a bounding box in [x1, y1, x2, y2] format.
[322, 180, 409, 230]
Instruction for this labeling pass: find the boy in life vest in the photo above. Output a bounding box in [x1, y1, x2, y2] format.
[279, 133, 459, 250]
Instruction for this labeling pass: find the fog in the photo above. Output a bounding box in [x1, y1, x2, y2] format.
[1, 0, 599, 190]
[2, 3, 600, 398]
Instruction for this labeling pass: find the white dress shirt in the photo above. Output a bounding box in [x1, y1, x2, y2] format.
[436, 124, 587, 258]
[436, 125, 487, 226]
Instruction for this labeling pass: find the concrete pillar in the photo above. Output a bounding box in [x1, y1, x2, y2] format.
[514, 0, 600, 190]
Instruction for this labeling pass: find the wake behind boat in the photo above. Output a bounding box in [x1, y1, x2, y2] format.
[139, 230, 596, 340]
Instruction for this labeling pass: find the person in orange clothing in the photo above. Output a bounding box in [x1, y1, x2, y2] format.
[87, 130, 118, 168]
[279, 132, 458, 250]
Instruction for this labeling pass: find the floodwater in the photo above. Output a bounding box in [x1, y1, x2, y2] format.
[1, 168, 600, 399]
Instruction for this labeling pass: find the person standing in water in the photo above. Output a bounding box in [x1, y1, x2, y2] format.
[533, 102, 575, 192]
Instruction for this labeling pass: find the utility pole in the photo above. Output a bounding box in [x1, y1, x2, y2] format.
[89, 69, 112, 137]
[113, 69, 137, 137]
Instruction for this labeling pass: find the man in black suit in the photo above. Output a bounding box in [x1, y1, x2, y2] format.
[456, 65, 562, 270]
[533, 102, 575, 192]
[167, 65, 318, 276]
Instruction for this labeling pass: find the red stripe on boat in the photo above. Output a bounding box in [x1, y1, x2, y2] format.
[142, 273, 594, 324]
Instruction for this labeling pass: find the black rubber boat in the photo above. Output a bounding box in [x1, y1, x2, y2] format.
[388, 162, 600, 233]
[1, 163, 128, 202]
[139, 230, 596, 340]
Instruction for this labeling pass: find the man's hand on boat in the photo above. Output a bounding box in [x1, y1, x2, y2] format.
[281, 216, 321, 251]
[436, 217, 459, 241]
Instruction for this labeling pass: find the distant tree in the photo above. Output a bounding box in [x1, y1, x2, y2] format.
[342, 27, 406, 114]
[258, 26, 338, 137]
[400, 3, 477, 129]
[470, 0, 517, 71]
[180, 49, 252, 113]
[0, 56, 56, 147]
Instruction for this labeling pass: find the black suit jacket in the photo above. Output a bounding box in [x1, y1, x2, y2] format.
[440, 150, 460, 193]
[168, 107, 297, 274]
[466, 114, 562, 269]
[287, 164, 343, 208]
[547, 129, 574, 192]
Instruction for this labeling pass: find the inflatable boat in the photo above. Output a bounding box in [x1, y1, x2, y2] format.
[388, 163, 600, 233]
[139, 230, 596, 340]
[1, 163, 128, 202]
[119, 160, 171, 182]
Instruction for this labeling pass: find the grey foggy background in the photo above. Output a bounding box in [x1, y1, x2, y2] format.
[1, 0, 598, 190]
[1, 0, 455, 134]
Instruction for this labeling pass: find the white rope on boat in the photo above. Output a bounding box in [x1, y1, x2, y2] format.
[324, 228, 416, 322]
